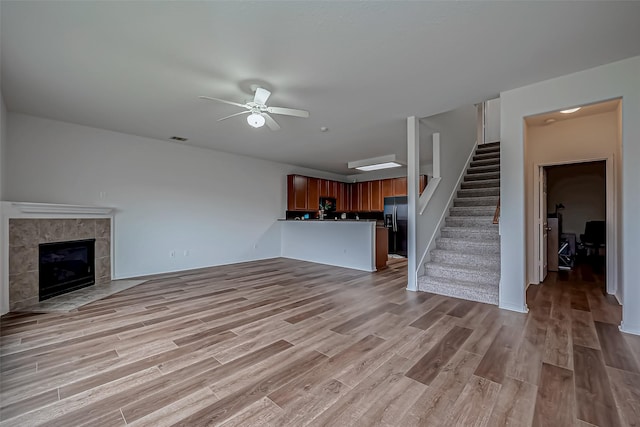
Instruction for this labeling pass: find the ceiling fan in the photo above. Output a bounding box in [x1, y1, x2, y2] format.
[199, 87, 309, 130]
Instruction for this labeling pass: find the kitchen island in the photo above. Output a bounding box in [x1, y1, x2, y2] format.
[280, 219, 383, 272]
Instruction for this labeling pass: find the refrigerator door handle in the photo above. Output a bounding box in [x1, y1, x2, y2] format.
[393, 205, 398, 232]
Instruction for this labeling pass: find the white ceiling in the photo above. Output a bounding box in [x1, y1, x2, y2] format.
[2, 1, 640, 174]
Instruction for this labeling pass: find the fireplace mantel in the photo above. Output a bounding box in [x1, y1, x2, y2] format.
[11, 202, 114, 216]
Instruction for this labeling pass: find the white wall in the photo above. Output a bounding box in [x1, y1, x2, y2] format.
[5, 113, 346, 280]
[1, 92, 6, 200]
[0, 93, 6, 314]
[416, 105, 477, 274]
[500, 56, 640, 334]
[485, 97, 501, 143]
[546, 162, 606, 237]
[525, 111, 619, 286]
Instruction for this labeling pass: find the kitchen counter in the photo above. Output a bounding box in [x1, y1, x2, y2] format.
[280, 219, 377, 271]
[278, 218, 377, 222]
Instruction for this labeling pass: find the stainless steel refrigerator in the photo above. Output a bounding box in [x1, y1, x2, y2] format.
[384, 196, 408, 257]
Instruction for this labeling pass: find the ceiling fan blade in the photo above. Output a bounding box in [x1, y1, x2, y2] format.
[263, 113, 281, 131]
[199, 96, 247, 109]
[266, 106, 310, 118]
[217, 110, 251, 121]
[253, 87, 271, 105]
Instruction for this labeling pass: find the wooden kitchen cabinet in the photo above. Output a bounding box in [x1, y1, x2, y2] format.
[350, 182, 361, 212]
[287, 175, 308, 211]
[307, 177, 320, 211]
[337, 182, 348, 212]
[382, 179, 394, 198]
[370, 180, 383, 211]
[359, 182, 371, 212]
[287, 174, 427, 213]
[393, 177, 407, 196]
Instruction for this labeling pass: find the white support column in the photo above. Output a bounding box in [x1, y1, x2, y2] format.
[407, 116, 419, 291]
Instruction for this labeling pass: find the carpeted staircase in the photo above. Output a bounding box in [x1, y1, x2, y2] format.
[418, 141, 501, 304]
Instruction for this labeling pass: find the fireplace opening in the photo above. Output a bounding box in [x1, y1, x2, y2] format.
[39, 239, 95, 301]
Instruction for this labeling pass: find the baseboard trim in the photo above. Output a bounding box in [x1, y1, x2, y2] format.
[619, 322, 640, 336]
[499, 301, 529, 313]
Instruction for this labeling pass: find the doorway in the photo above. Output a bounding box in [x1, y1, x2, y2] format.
[525, 98, 620, 299]
[539, 161, 607, 285]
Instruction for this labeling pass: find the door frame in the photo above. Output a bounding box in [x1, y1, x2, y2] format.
[532, 155, 617, 297]
[538, 167, 548, 282]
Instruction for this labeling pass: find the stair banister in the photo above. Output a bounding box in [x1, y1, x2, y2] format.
[493, 197, 501, 224]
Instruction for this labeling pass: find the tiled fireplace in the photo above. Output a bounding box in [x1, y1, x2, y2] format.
[2, 203, 114, 312]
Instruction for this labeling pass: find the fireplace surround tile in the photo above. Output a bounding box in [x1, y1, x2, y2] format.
[39, 219, 65, 242]
[63, 219, 96, 241]
[9, 271, 38, 304]
[96, 219, 110, 239]
[95, 238, 109, 259]
[8, 245, 37, 275]
[9, 219, 38, 247]
[96, 256, 111, 283]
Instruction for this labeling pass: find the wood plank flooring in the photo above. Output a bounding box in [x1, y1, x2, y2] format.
[1, 258, 639, 426]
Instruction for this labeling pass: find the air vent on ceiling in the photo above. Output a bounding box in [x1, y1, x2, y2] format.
[169, 136, 188, 142]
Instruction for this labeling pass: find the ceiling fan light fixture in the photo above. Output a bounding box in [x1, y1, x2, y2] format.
[247, 113, 266, 128]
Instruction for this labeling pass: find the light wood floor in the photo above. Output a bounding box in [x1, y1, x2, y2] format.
[1, 258, 638, 426]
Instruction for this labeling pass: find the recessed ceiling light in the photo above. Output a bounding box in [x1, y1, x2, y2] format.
[320, 126, 329, 132]
[560, 107, 581, 114]
[544, 118, 556, 124]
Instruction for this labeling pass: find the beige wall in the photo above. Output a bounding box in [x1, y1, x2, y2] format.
[524, 109, 620, 284]
[546, 162, 606, 237]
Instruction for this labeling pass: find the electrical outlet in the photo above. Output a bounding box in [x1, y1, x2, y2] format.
[169, 250, 176, 258]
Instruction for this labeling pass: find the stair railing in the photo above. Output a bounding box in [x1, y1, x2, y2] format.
[493, 197, 500, 224]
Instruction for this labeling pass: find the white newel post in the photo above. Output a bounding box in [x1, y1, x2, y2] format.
[407, 116, 419, 291]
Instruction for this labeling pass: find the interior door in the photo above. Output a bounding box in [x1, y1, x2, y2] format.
[539, 167, 549, 282]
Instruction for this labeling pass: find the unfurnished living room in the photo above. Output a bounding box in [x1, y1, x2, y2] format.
[1, 2, 640, 426]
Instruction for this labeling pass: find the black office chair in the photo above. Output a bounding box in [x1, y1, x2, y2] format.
[580, 221, 605, 269]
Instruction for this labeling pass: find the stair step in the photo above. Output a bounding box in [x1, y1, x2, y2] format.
[467, 164, 500, 174]
[454, 196, 499, 207]
[424, 262, 500, 286]
[461, 179, 500, 189]
[450, 206, 497, 217]
[418, 275, 499, 305]
[464, 171, 500, 182]
[445, 216, 497, 227]
[476, 141, 500, 150]
[457, 187, 500, 198]
[475, 146, 500, 155]
[431, 249, 500, 268]
[435, 237, 500, 254]
[440, 226, 500, 241]
[470, 158, 500, 168]
[473, 152, 500, 162]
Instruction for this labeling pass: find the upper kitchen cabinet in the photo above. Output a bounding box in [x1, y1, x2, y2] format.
[370, 180, 383, 211]
[307, 177, 321, 211]
[336, 182, 349, 212]
[287, 175, 308, 211]
[381, 179, 394, 198]
[393, 177, 407, 196]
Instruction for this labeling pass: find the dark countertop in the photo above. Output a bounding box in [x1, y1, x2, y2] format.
[278, 218, 378, 223]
